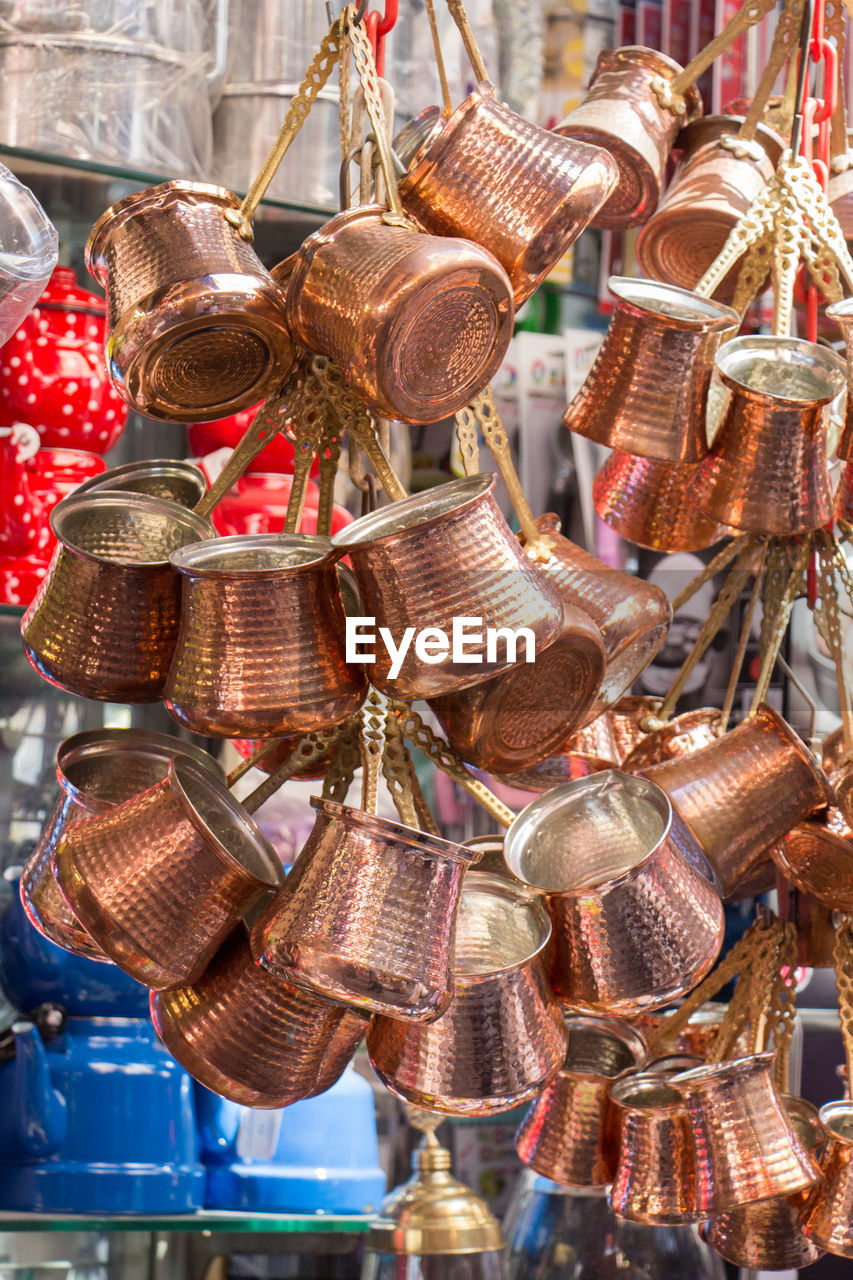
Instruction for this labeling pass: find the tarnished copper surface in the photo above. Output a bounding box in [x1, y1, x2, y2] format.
[499, 710, 621, 793]
[703, 1095, 825, 1269]
[692, 336, 846, 533]
[21, 728, 222, 961]
[398, 82, 617, 303]
[823, 726, 853, 824]
[514, 1015, 646, 1186]
[54, 758, 284, 990]
[671, 1054, 821, 1213]
[564, 277, 737, 462]
[593, 449, 730, 552]
[802, 1100, 853, 1257]
[636, 116, 784, 301]
[622, 708, 721, 771]
[74, 459, 207, 508]
[151, 927, 361, 1108]
[643, 705, 834, 899]
[429, 601, 605, 772]
[280, 204, 514, 424]
[165, 534, 366, 738]
[522, 513, 671, 720]
[365, 872, 566, 1115]
[252, 797, 477, 1022]
[86, 181, 294, 422]
[555, 46, 702, 229]
[21, 492, 213, 702]
[827, 298, 853, 463]
[772, 806, 853, 913]
[609, 1073, 698, 1223]
[331, 475, 564, 699]
[504, 771, 724, 1013]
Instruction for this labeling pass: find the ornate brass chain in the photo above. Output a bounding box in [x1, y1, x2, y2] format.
[834, 917, 853, 1090]
[322, 719, 362, 803]
[360, 688, 387, 814]
[398, 707, 516, 828]
[241, 727, 339, 814]
[382, 700, 420, 828]
[652, 0, 778, 113]
[454, 405, 481, 477]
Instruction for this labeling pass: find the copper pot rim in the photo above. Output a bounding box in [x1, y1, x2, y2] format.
[716, 334, 848, 406]
[773, 821, 853, 903]
[48, 491, 214, 568]
[782, 1093, 825, 1152]
[331, 473, 495, 550]
[827, 297, 853, 322]
[169, 532, 335, 578]
[608, 274, 739, 330]
[73, 459, 208, 502]
[397, 81, 498, 186]
[56, 728, 223, 812]
[454, 869, 552, 981]
[504, 769, 681, 897]
[610, 1070, 684, 1108]
[670, 1049, 776, 1091]
[818, 1099, 853, 1143]
[309, 795, 477, 867]
[500, 752, 619, 791]
[86, 180, 241, 276]
[593, 45, 703, 118]
[392, 104, 445, 169]
[169, 758, 285, 888]
[642, 1053, 705, 1075]
[559, 1013, 648, 1079]
[673, 113, 785, 163]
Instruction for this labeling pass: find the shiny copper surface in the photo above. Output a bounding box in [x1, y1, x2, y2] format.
[643, 705, 834, 899]
[86, 181, 294, 422]
[836, 461, 853, 525]
[593, 449, 729, 552]
[21, 492, 213, 702]
[54, 758, 285, 990]
[563, 277, 737, 462]
[703, 1095, 825, 1269]
[164, 535, 366, 738]
[608, 1073, 698, 1223]
[365, 872, 566, 1115]
[828, 298, 853, 463]
[514, 1015, 647, 1186]
[522, 513, 671, 720]
[622, 708, 721, 771]
[499, 710, 621, 793]
[772, 806, 853, 913]
[151, 927, 359, 1108]
[280, 204, 514, 424]
[823, 726, 853, 824]
[555, 47, 702, 229]
[252, 798, 477, 1022]
[609, 696, 663, 762]
[331, 475, 564, 699]
[636, 116, 784, 302]
[21, 728, 222, 961]
[307, 1008, 371, 1098]
[74, 459, 207, 507]
[802, 1100, 853, 1257]
[692, 336, 846, 533]
[504, 771, 724, 1013]
[429, 601, 605, 772]
[398, 82, 617, 303]
[671, 1053, 821, 1213]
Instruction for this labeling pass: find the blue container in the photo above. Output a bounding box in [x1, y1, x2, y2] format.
[197, 1066, 386, 1214]
[0, 1017, 204, 1214]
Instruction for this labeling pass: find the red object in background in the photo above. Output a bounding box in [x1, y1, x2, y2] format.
[187, 406, 319, 476]
[0, 266, 128, 453]
[212, 473, 353, 538]
[26, 447, 106, 509]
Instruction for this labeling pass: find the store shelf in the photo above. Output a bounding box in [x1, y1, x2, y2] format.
[0, 1212, 372, 1234]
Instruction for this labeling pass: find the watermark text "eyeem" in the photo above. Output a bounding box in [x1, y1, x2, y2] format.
[346, 617, 537, 680]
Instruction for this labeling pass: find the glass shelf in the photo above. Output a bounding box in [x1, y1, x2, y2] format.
[0, 1212, 371, 1234]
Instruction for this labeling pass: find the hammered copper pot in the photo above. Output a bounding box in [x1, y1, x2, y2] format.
[636, 116, 784, 302]
[772, 806, 853, 914]
[836, 461, 853, 526]
[563, 277, 737, 462]
[86, 181, 294, 422]
[822, 725, 853, 825]
[691, 336, 847, 534]
[504, 770, 724, 1013]
[21, 491, 213, 702]
[702, 1095, 825, 1269]
[397, 81, 618, 303]
[622, 707, 721, 771]
[643, 704, 834, 899]
[802, 1100, 853, 1257]
[671, 1053, 821, 1213]
[365, 872, 567, 1115]
[330, 475, 564, 699]
[514, 1015, 646, 1186]
[499, 710, 621, 793]
[593, 449, 730, 552]
[151, 927, 363, 1108]
[609, 696, 664, 762]
[555, 46, 703, 229]
[73, 458, 207, 507]
[429, 601, 605, 773]
[280, 204, 514, 423]
[164, 534, 366, 738]
[522, 513, 671, 720]
[20, 728, 222, 962]
[54, 758, 285, 989]
[307, 1007, 372, 1099]
[608, 1072, 698, 1223]
[251, 798, 478, 1022]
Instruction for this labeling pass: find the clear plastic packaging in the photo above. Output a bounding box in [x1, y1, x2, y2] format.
[0, 163, 58, 346]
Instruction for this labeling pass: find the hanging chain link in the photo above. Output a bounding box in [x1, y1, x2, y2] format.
[834, 917, 853, 1090]
[322, 719, 363, 803]
[737, 0, 807, 142]
[767, 920, 799, 1091]
[750, 536, 813, 713]
[397, 706, 516, 827]
[652, 0, 778, 113]
[381, 700, 420, 827]
[359, 688, 387, 814]
[454, 406, 481, 477]
[241, 727, 340, 814]
[814, 533, 853, 752]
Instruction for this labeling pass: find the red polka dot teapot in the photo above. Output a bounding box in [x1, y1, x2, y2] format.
[0, 267, 128, 453]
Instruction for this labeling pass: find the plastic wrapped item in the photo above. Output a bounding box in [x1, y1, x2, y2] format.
[0, 164, 57, 348]
[221, 0, 331, 82]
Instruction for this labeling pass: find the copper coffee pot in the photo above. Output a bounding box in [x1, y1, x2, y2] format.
[622, 708, 721, 771]
[593, 449, 730, 552]
[802, 1099, 853, 1257]
[499, 711, 621, 793]
[608, 1072, 698, 1223]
